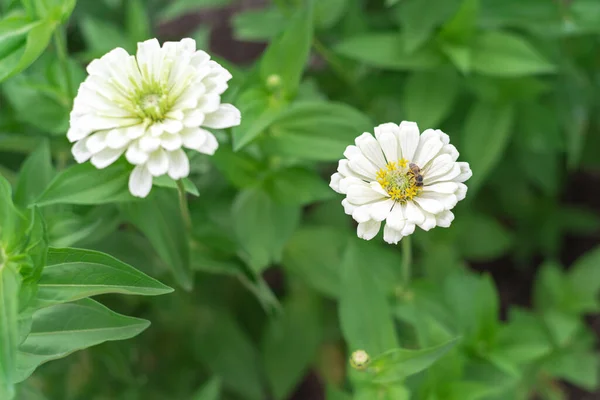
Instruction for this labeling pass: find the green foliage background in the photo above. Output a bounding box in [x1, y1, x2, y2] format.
[1, 0, 600, 399]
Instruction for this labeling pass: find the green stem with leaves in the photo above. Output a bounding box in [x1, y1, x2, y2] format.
[401, 236, 412, 287]
[53, 27, 74, 101]
[176, 180, 193, 232]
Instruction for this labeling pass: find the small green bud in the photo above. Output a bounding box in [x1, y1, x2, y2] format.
[266, 74, 282, 90]
[350, 349, 370, 370]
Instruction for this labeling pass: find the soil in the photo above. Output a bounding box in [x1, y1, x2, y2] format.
[157, 3, 600, 399]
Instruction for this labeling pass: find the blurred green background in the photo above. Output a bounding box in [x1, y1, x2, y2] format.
[1, 0, 600, 399]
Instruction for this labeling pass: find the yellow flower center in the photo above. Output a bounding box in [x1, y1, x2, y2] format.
[376, 158, 422, 202]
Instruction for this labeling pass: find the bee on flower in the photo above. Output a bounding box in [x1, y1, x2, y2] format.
[67, 38, 241, 198]
[330, 121, 472, 244]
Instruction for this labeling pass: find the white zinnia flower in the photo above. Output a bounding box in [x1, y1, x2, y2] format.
[330, 121, 472, 244]
[68, 38, 241, 198]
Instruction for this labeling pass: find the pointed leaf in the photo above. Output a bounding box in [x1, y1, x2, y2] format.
[339, 240, 398, 355]
[335, 33, 443, 70]
[369, 338, 460, 383]
[120, 189, 192, 290]
[31, 247, 173, 310]
[13, 141, 55, 207]
[0, 262, 21, 398]
[462, 101, 515, 195]
[34, 162, 133, 206]
[472, 31, 556, 77]
[192, 377, 222, 400]
[260, 0, 314, 95]
[16, 298, 150, 383]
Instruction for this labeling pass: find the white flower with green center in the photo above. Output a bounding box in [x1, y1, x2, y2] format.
[68, 38, 241, 198]
[330, 121, 472, 244]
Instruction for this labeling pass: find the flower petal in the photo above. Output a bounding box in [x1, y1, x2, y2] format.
[398, 121, 420, 161]
[383, 224, 403, 244]
[126, 142, 149, 165]
[330, 172, 343, 193]
[419, 211, 437, 231]
[357, 220, 381, 241]
[161, 134, 183, 151]
[347, 183, 387, 205]
[413, 136, 443, 167]
[146, 149, 169, 176]
[203, 104, 241, 129]
[72, 139, 91, 163]
[369, 198, 395, 221]
[90, 147, 124, 169]
[355, 132, 387, 169]
[436, 210, 455, 228]
[197, 131, 219, 155]
[106, 128, 130, 149]
[129, 165, 153, 198]
[404, 201, 425, 225]
[386, 203, 405, 231]
[455, 162, 472, 183]
[413, 195, 445, 215]
[139, 135, 161, 152]
[85, 131, 108, 154]
[167, 149, 190, 180]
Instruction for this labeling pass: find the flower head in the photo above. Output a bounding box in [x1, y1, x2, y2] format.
[350, 349, 370, 370]
[330, 121, 472, 244]
[68, 38, 241, 198]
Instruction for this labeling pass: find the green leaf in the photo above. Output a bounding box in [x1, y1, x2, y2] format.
[440, 42, 471, 74]
[335, 33, 443, 70]
[192, 377, 222, 400]
[0, 262, 21, 397]
[283, 226, 347, 298]
[440, 271, 500, 345]
[80, 17, 132, 58]
[455, 213, 513, 261]
[31, 247, 173, 310]
[368, 338, 459, 383]
[260, 1, 314, 95]
[339, 241, 398, 356]
[568, 246, 600, 312]
[125, 0, 150, 43]
[160, 0, 233, 21]
[120, 189, 192, 291]
[326, 386, 352, 400]
[392, 0, 461, 52]
[16, 298, 150, 383]
[0, 176, 26, 252]
[212, 145, 265, 188]
[543, 350, 599, 391]
[34, 162, 133, 206]
[232, 188, 300, 273]
[152, 176, 199, 196]
[262, 294, 322, 400]
[402, 68, 460, 129]
[462, 101, 515, 195]
[13, 141, 54, 207]
[195, 310, 265, 400]
[232, 7, 285, 42]
[264, 101, 373, 161]
[533, 261, 567, 312]
[439, 0, 480, 44]
[471, 31, 556, 77]
[264, 167, 334, 206]
[315, 0, 348, 29]
[0, 17, 57, 82]
[231, 87, 283, 151]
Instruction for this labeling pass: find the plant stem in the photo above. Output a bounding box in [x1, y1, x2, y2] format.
[53, 27, 74, 101]
[177, 180, 193, 232]
[312, 38, 355, 85]
[401, 236, 412, 287]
